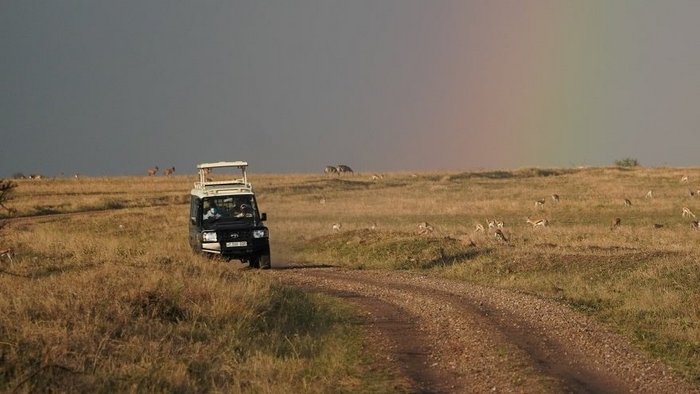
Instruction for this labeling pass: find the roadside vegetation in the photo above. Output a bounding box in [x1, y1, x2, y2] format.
[273, 167, 700, 384]
[1, 166, 700, 388]
[0, 176, 402, 392]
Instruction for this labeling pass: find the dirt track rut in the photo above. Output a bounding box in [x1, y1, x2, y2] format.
[271, 267, 698, 393]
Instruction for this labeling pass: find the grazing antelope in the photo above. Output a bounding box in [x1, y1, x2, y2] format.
[417, 222, 434, 235]
[688, 189, 696, 198]
[319, 197, 326, 205]
[494, 229, 509, 243]
[645, 190, 653, 199]
[526, 217, 548, 228]
[0, 248, 13, 263]
[682, 207, 696, 218]
[624, 199, 632, 207]
[147, 166, 159, 176]
[653, 224, 664, 229]
[332, 223, 342, 232]
[369, 222, 378, 230]
[474, 223, 485, 232]
[163, 166, 175, 176]
[691, 220, 699, 230]
[551, 194, 560, 203]
[370, 174, 384, 181]
[681, 175, 689, 183]
[324, 165, 339, 175]
[611, 217, 621, 229]
[535, 199, 546, 209]
[487, 219, 504, 229]
[336, 164, 354, 174]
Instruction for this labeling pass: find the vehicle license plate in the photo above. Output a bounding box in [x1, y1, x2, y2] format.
[226, 241, 247, 247]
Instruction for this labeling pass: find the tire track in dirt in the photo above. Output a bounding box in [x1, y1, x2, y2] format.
[271, 267, 699, 393]
[309, 288, 452, 393]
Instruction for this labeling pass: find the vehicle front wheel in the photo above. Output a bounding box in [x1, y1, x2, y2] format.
[259, 254, 271, 269]
[249, 256, 260, 268]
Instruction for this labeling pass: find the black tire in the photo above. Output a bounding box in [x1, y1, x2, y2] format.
[249, 256, 260, 268]
[259, 254, 271, 269]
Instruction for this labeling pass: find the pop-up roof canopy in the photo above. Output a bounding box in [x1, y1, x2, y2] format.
[193, 161, 250, 192]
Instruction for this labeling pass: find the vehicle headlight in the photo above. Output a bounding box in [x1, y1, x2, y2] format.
[202, 231, 218, 242]
[253, 229, 269, 238]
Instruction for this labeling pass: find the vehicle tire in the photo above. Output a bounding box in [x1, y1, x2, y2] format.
[259, 253, 271, 269]
[249, 256, 260, 269]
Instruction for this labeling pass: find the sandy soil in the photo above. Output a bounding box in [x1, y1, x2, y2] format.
[270, 266, 699, 393]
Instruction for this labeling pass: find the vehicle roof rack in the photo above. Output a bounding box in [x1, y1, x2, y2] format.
[194, 161, 250, 190]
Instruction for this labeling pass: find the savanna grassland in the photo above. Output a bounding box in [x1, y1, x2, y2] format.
[2, 166, 700, 391]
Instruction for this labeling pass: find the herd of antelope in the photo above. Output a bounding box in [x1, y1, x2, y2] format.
[147, 166, 176, 176]
[324, 173, 700, 247]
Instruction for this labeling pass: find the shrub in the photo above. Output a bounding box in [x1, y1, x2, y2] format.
[615, 158, 640, 167]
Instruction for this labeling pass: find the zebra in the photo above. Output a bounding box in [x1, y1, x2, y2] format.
[336, 164, 354, 175]
[324, 166, 339, 175]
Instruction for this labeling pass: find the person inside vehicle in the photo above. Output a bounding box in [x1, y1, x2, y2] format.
[203, 200, 222, 220]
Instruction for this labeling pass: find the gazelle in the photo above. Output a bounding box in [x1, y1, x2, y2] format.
[645, 190, 653, 199]
[624, 198, 632, 207]
[691, 220, 699, 230]
[526, 217, 548, 228]
[147, 166, 159, 176]
[163, 166, 175, 176]
[535, 199, 545, 209]
[611, 217, 621, 229]
[0, 248, 13, 263]
[551, 194, 560, 203]
[417, 222, 434, 235]
[681, 175, 689, 183]
[332, 223, 342, 232]
[474, 223, 485, 232]
[682, 207, 696, 218]
[494, 229, 509, 243]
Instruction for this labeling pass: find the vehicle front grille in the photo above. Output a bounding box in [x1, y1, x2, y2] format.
[220, 230, 252, 241]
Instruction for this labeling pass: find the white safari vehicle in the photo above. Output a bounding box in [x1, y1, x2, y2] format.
[188, 161, 271, 268]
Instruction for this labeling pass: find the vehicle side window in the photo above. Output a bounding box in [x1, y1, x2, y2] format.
[190, 197, 201, 224]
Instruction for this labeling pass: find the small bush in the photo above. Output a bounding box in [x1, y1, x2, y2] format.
[615, 158, 640, 167]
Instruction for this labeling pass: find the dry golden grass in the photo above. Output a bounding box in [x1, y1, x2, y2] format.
[2, 166, 700, 387]
[259, 167, 700, 382]
[0, 175, 401, 392]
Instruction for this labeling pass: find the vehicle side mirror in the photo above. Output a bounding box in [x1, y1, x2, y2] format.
[260, 213, 267, 221]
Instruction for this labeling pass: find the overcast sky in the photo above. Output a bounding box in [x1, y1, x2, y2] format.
[1, 1, 699, 177]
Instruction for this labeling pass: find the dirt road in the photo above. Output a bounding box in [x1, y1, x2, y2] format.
[270, 266, 698, 393]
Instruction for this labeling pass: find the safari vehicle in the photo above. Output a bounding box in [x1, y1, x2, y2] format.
[189, 161, 271, 268]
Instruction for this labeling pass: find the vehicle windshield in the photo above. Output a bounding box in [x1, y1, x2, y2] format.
[202, 195, 256, 226]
